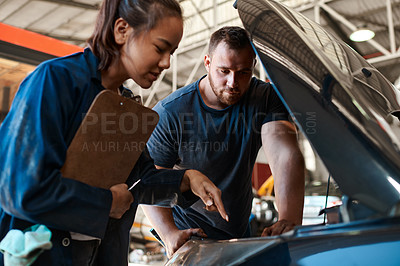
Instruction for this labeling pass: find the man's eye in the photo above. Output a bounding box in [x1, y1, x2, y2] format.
[221, 70, 229, 74]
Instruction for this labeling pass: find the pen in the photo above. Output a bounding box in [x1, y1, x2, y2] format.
[128, 179, 141, 191]
[150, 228, 165, 247]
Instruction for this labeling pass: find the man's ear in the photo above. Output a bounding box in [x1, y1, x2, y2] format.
[114, 18, 130, 45]
[204, 54, 211, 72]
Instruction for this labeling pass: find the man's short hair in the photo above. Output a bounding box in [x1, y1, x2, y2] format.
[208, 26, 255, 58]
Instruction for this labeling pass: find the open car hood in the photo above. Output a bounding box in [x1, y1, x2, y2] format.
[236, 0, 400, 215]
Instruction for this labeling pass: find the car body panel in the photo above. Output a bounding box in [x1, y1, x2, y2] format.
[167, 218, 400, 265]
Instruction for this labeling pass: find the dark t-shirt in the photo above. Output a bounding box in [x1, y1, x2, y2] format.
[147, 76, 289, 239]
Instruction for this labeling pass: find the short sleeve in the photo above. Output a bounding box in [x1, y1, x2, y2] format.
[147, 102, 180, 168]
[262, 82, 290, 124]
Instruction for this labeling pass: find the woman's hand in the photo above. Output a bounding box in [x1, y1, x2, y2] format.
[109, 183, 134, 219]
[181, 170, 229, 222]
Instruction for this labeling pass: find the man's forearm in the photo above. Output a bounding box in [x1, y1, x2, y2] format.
[262, 121, 305, 225]
[141, 205, 179, 242]
[142, 164, 185, 240]
[272, 149, 305, 224]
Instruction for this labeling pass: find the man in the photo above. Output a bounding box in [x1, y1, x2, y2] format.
[143, 26, 305, 257]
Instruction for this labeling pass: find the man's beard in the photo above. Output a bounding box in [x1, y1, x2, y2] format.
[209, 74, 241, 107]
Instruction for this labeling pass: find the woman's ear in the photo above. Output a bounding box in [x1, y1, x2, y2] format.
[114, 18, 130, 45]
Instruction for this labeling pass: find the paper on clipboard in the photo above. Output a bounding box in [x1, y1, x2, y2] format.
[61, 90, 159, 189]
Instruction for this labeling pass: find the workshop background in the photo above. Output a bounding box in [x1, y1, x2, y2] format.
[0, 0, 399, 265]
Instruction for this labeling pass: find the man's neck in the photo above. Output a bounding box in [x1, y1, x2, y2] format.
[198, 77, 228, 110]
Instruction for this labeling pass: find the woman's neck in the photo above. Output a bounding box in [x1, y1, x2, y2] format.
[101, 60, 127, 92]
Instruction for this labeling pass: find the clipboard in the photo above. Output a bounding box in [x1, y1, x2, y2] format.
[61, 90, 159, 189]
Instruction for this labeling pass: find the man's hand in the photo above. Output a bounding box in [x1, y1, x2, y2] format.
[261, 219, 296, 236]
[109, 183, 134, 219]
[181, 169, 229, 222]
[164, 228, 207, 258]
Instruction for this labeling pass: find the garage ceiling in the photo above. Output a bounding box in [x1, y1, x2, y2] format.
[0, 0, 399, 109]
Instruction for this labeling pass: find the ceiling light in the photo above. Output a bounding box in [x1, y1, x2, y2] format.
[349, 28, 375, 42]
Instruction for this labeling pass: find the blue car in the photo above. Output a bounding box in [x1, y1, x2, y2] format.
[166, 0, 400, 265]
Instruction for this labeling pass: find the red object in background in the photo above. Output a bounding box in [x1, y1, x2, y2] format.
[0, 22, 83, 57]
[252, 163, 272, 190]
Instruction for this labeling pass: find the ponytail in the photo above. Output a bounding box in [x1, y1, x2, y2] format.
[87, 0, 121, 71]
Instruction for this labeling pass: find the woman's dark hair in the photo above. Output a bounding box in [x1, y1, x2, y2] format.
[87, 0, 182, 71]
[208, 26, 255, 58]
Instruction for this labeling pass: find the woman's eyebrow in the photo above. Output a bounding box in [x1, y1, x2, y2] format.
[156, 37, 172, 47]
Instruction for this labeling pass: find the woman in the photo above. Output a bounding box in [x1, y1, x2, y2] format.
[0, 0, 227, 265]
